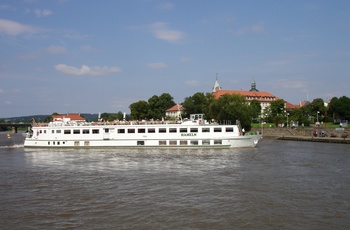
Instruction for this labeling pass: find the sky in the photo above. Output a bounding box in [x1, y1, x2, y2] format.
[0, 0, 349, 117]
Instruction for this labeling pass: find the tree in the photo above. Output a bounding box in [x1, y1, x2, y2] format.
[209, 94, 252, 130]
[328, 96, 350, 122]
[129, 100, 149, 120]
[309, 98, 326, 123]
[182, 92, 214, 118]
[250, 99, 261, 122]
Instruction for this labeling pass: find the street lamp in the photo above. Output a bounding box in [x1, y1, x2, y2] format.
[287, 113, 289, 127]
[317, 111, 320, 123]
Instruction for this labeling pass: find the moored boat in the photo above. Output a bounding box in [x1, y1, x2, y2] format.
[23, 114, 262, 148]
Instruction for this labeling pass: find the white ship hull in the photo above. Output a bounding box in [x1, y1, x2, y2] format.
[24, 115, 262, 148]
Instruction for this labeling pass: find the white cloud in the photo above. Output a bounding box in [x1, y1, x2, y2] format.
[54, 64, 121, 76]
[4, 100, 12, 105]
[34, 9, 52, 17]
[147, 62, 168, 69]
[47, 45, 66, 54]
[151, 22, 184, 42]
[0, 18, 38, 36]
[185, 80, 199, 86]
[235, 22, 266, 36]
[180, 57, 192, 63]
[158, 2, 175, 10]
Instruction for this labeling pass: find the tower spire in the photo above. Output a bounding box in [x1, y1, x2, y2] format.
[212, 73, 221, 92]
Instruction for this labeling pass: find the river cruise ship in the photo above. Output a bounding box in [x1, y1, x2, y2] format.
[24, 114, 262, 148]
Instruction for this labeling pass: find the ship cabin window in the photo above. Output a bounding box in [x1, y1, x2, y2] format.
[226, 127, 234, 132]
[118, 129, 125, 134]
[202, 140, 210, 145]
[39, 130, 42, 134]
[104, 128, 109, 133]
[92, 129, 99, 134]
[64, 130, 71, 134]
[180, 140, 187, 145]
[137, 141, 145, 145]
[128, 129, 135, 133]
[214, 140, 222, 145]
[56, 130, 61, 133]
[52, 130, 54, 134]
[190, 128, 198, 133]
[159, 140, 166, 145]
[57, 141, 60, 145]
[43, 130, 46, 134]
[159, 128, 166, 133]
[169, 128, 177, 133]
[73, 129, 80, 134]
[169, 140, 177, 145]
[180, 128, 187, 133]
[190, 140, 198, 145]
[214, 127, 222, 132]
[202, 127, 210, 133]
[148, 128, 155, 133]
[83, 129, 89, 134]
[138, 128, 146, 133]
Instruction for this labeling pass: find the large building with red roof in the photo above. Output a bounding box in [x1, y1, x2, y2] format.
[212, 78, 301, 113]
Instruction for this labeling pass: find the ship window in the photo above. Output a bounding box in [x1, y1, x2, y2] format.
[104, 128, 109, 133]
[64, 130, 71, 134]
[169, 128, 177, 133]
[40, 130, 42, 134]
[214, 140, 222, 145]
[159, 128, 166, 133]
[148, 128, 155, 133]
[48, 141, 50, 145]
[180, 128, 187, 133]
[190, 140, 198, 145]
[57, 141, 60, 145]
[53, 141, 55, 145]
[118, 129, 125, 134]
[56, 130, 61, 133]
[84, 141, 89, 146]
[159, 140, 166, 145]
[202, 140, 210, 145]
[180, 140, 187, 145]
[202, 127, 210, 132]
[92, 129, 99, 134]
[83, 129, 89, 134]
[190, 128, 198, 132]
[214, 127, 222, 132]
[74, 141, 79, 146]
[73, 129, 80, 134]
[137, 141, 145, 145]
[169, 140, 177, 145]
[138, 128, 146, 133]
[52, 130, 54, 134]
[44, 130, 46, 134]
[128, 129, 135, 133]
[226, 127, 234, 132]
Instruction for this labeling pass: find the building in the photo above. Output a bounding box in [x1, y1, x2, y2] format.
[212, 78, 300, 113]
[51, 113, 86, 121]
[165, 104, 185, 119]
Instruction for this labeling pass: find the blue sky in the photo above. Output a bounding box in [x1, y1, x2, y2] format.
[1, 0, 349, 117]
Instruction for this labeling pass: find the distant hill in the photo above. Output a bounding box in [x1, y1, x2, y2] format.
[1, 113, 100, 122]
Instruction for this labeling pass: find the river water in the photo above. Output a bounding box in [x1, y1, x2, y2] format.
[0, 132, 349, 229]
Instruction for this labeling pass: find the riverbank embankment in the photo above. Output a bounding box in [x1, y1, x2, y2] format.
[251, 126, 350, 144]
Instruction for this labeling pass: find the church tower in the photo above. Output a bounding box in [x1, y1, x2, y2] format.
[249, 78, 259, 92]
[212, 74, 222, 92]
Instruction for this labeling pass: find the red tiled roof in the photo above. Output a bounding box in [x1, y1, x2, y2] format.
[166, 104, 185, 112]
[213, 90, 279, 102]
[52, 113, 85, 121]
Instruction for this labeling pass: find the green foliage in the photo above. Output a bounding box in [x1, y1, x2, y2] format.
[209, 94, 252, 130]
[129, 93, 175, 120]
[250, 99, 261, 121]
[182, 92, 214, 118]
[328, 96, 350, 121]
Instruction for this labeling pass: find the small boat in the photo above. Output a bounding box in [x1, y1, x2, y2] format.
[23, 114, 262, 148]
